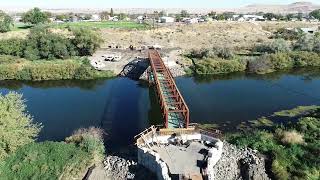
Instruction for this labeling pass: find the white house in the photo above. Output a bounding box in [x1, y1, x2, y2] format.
[160, 16, 175, 23]
[91, 14, 101, 21]
[184, 18, 198, 24]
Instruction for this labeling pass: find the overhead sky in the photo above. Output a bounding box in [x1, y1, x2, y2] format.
[0, 0, 319, 9]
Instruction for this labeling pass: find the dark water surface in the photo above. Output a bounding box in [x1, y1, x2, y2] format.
[1, 69, 319, 151]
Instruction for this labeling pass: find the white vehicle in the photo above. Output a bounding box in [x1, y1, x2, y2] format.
[113, 55, 122, 62]
[102, 55, 115, 61]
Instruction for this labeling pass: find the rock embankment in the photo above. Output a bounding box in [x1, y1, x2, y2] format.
[213, 142, 270, 180]
[103, 155, 155, 180]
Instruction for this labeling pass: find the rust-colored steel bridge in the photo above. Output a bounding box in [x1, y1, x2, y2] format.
[147, 50, 190, 129]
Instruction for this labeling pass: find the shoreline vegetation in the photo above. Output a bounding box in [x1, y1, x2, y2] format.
[0, 93, 105, 179]
[0, 25, 116, 81]
[201, 105, 320, 180]
[0, 55, 114, 81]
[187, 32, 320, 76]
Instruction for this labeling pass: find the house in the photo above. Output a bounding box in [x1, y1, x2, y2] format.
[286, 27, 319, 34]
[13, 16, 22, 22]
[91, 14, 101, 21]
[108, 16, 119, 22]
[160, 16, 175, 23]
[183, 18, 198, 24]
[300, 27, 319, 34]
[243, 15, 265, 21]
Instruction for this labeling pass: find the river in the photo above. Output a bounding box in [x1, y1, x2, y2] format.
[1, 68, 319, 152]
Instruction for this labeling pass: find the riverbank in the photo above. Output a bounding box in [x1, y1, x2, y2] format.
[0, 55, 115, 81]
[188, 51, 320, 76]
[226, 105, 320, 180]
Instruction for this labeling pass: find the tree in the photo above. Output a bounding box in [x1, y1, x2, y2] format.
[286, 14, 294, 21]
[208, 11, 216, 18]
[180, 10, 189, 18]
[99, 11, 109, 21]
[0, 11, 13, 33]
[83, 14, 92, 20]
[118, 13, 128, 21]
[159, 11, 166, 17]
[71, 28, 103, 56]
[110, 8, 114, 17]
[297, 13, 303, 21]
[264, 13, 278, 21]
[0, 92, 41, 160]
[309, 9, 320, 20]
[22, 7, 49, 25]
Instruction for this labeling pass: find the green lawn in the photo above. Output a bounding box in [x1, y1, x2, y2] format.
[13, 21, 148, 31]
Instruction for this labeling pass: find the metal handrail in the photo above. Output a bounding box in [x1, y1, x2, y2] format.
[148, 50, 190, 128]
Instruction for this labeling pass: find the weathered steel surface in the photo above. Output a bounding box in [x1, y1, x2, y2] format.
[148, 50, 189, 128]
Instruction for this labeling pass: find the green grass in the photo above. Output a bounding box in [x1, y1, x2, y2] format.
[52, 21, 149, 30]
[12, 21, 149, 31]
[0, 142, 93, 180]
[11, 23, 33, 31]
[273, 105, 320, 117]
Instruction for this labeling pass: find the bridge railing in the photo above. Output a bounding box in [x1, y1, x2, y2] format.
[148, 50, 189, 128]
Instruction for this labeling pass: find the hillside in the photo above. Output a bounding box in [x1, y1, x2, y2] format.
[236, 2, 320, 14]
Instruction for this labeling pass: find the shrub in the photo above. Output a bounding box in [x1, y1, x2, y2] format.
[65, 127, 105, 162]
[0, 93, 41, 160]
[71, 28, 103, 56]
[213, 47, 234, 59]
[0, 38, 25, 57]
[294, 34, 316, 52]
[0, 142, 93, 180]
[0, 57, 114, 81]
[279, 130, 304, 145]
[0, 11, 13, 33]
[188, 47, 234, 60]
[272, 160, 290, 180]
[248, 51, 320, 74]
[247, 54, 274, 74]
[0, 26, 102, 60]
[188, 49, 209, 59]
[194, 58, 246, 75]
[273, 28, 304, 40]
[254, 39, 291, 54]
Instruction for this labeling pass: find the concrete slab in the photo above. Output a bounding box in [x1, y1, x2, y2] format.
[151, 141, 208, 176]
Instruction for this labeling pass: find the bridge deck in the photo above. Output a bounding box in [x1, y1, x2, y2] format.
[148, 50, 189, 129]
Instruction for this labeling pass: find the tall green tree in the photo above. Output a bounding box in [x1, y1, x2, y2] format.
[0, 11, 13, 33]
[71, 28, 103, 56]
[110, 8, 114, 17]
[99, 11, 109, 21]
[0, 92, 41, 160]
[22, 7, 49, 25]
[180, 10, 189, 18]
[310, 9, 320, 20]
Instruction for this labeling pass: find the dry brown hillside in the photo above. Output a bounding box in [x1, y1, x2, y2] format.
[101, 21, 320, 52]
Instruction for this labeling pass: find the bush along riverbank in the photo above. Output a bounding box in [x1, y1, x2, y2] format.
[0, 55, 114, 81]
[0, 93, 106, 179]
[0, 26, 115, 80]
[188, 33, 320, 75]
[224, 106, 320, 180]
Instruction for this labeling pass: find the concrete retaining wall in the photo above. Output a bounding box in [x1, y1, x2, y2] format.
[138, 132, 223, 180]
[138, 147, 171, 180]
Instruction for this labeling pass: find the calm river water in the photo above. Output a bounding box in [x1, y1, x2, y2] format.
[1, 68, 319, 151]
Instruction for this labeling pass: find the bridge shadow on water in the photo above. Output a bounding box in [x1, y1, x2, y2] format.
[119, 58, 150, 80]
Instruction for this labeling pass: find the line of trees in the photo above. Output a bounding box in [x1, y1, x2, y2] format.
[0, 26, 102, 60]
